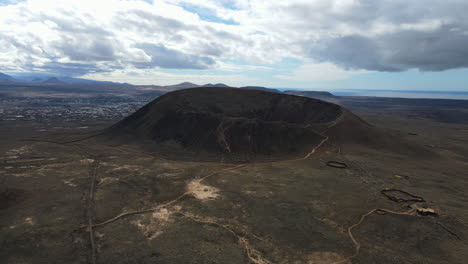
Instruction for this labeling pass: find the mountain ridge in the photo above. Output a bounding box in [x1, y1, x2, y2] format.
[0, 72, 14, 80]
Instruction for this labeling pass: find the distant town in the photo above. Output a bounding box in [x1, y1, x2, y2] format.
[0, 97, 148, 122]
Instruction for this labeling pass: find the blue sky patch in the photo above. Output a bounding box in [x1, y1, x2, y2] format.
[179, 3, 239, 25]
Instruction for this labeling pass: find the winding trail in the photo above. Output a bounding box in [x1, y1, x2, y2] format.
[92, 129, 333, 229]
[297, 136, 329, 161]
[179, 212, 272, 264]
[334, 208, 417, 264]
[86, 159, 100, 264]
[93, 164, 246, 228]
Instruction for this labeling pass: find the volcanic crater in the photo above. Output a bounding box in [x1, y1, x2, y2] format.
[108, 87, 387, 161]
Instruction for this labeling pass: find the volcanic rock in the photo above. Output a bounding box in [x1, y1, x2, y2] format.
[108, 87, 424, 161]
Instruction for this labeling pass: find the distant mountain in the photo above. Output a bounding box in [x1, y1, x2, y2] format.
[164, 82, 200, 90]
[4, 73, 337, 101]
[284, 90, 335, 98]
[7, 73, 52, 83]
[42, 77, 65, 84]
[241, 86, 279, 93]
[202, 83, 231, 88]
[57, 77, 130, 85]
[0, 72, 14, 80]
[6, 73, 130, 85]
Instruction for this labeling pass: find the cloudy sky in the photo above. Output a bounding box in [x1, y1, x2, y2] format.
[1, 0, 468, 90]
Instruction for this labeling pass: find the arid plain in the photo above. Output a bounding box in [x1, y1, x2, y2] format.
[1, 88, 468, 264]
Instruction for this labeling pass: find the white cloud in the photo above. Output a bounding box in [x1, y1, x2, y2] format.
[215, 61, 273, 72]
[0, 0, 274, 75]
[1, 0, 468, 80]
[275, 63, 367, 82]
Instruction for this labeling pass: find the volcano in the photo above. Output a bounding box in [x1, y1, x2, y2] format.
[108, 87, 421, 161]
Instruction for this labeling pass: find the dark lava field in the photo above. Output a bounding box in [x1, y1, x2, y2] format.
[1, 88, 468, 264]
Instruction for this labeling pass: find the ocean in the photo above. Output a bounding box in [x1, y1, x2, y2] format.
[330, 90, 468, 100]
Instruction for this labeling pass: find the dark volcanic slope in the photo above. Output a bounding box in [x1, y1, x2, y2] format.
[108, 87, 419, 161]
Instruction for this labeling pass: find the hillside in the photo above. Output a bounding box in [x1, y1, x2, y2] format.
[106, 87, 426, 161]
